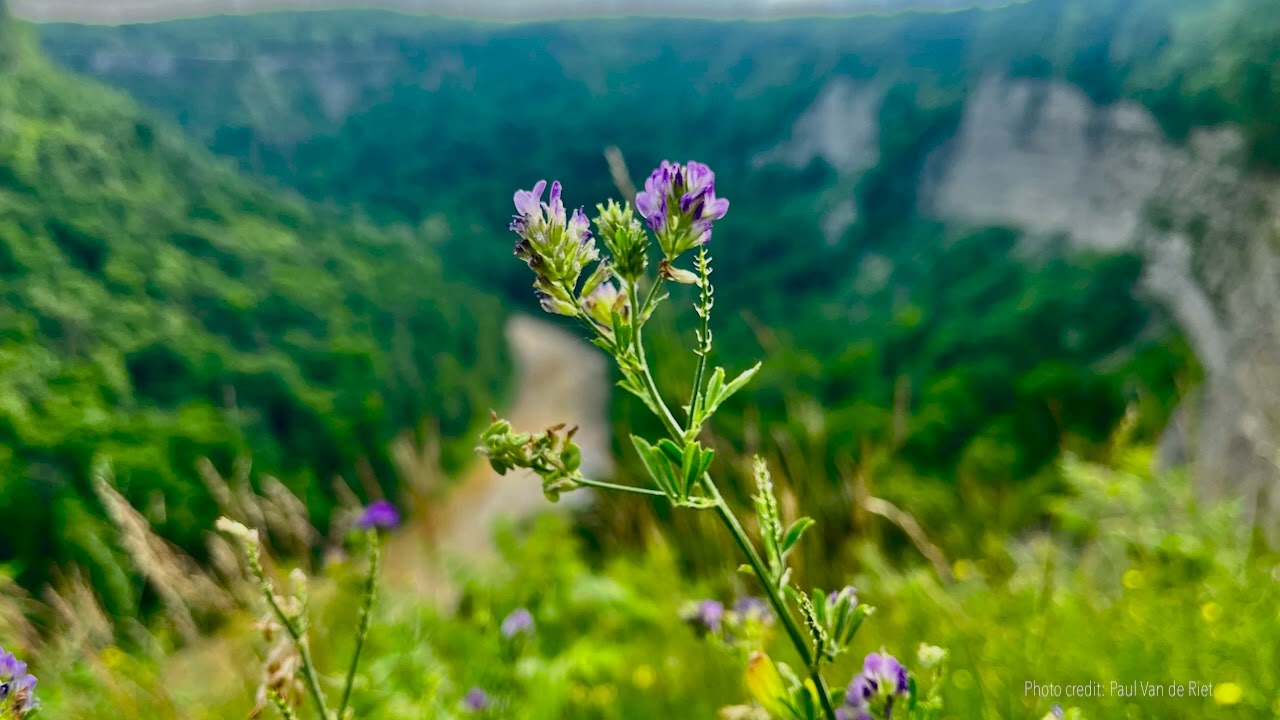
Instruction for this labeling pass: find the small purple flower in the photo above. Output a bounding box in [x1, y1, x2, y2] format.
[1051, 705, 1064, 719]
[839, 651, 910, 720]
[463, 687, 490, 712]
[634, 160, 730, 258]
[0, 646, 38, 716]
[357, 500, 401, 530]
[862, 652, 910, 697]
[513, 179, 546, 219]
[681, 599, 724, 633]
[500, 607, 535, 639]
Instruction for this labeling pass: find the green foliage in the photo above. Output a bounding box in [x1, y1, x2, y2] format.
[25, 454, 1276, 718]
[0, 33, 508, 598]
[33, 1, 1232, 510]
[857, 449, 1279, 718]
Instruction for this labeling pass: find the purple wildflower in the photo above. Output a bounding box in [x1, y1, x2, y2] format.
[357, 500, 401, 530]
[839, 651, 910, 720]
[0, 646, 38, 716]
[463, 687, 490, 712]
[634, 160, 730, 258]
[509, 179, 598, 307]
[862, 652, 910, 697]
[500, 607, 535, 639]
[1051, 705, 1064, 719]
[681, 599, 725, 634]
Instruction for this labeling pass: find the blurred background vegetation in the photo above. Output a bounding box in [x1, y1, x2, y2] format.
[1, 0, 1279, 717]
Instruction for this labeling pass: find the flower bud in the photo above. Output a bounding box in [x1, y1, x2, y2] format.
[917, 643, 947, 670]
[659, 259, 699, 285]
[582, 281, 629, 330]
[595, 199, 649, 281]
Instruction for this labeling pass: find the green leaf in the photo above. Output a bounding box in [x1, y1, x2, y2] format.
[698, 366, 726, 421]
[720, 361, 762, 401]
[833, 604, 874, 648]
[680, 441, 699, 498]
[630, 435, 678, 499]
[780, 517, 815, 556]
[655, 438, 685, 466]
[700, 362, 761, 418]
[610, 309, 631, 350]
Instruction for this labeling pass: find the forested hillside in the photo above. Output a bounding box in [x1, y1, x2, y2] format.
[0, 13, 508, 604]
[34, 1, 1221, 510]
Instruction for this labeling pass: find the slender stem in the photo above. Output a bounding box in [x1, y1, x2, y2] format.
[577, 476, 668, 497]
[625, 349, 838, 718]
[249, 549, 331, 720]
[635, 336, 684, 439]
[700, 477, 839, 720]
[338, 530, 379, 719]
[579, 251, 837, 717]
[640, 276, 666, 321]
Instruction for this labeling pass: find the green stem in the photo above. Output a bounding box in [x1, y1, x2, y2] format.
[627, 356, 838, 719]
[249, 549, 331, 720]
[577, 476, 668, 497]
[699, 477, 839, 720]
[634, 335, 684, 440]
[639, 276, 666, 321]
[338, 530, 380, 719]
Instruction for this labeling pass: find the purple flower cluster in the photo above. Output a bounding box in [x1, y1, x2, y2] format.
[357, 499, 401, 530]
[500, 607, 535, 639]
[838, 652, 910, 720]
[634, 160, 730, 258]
[510, 180, 599, 314]
[0, 646, 38, 717]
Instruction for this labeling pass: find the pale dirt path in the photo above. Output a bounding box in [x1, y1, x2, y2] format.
[380, 314, 611, 605]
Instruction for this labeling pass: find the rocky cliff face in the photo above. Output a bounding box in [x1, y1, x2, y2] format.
[761, 73, 1280, 534]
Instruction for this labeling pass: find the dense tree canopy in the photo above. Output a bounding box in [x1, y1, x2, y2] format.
[0, 24, 508, 604]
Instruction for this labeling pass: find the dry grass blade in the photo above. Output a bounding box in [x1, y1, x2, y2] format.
[92, 461, 234, 641]
[605, 145, 638, 201]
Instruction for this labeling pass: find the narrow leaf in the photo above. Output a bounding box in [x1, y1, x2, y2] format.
[631, 435, 677, 499]
[655, 438, 685, 466]
[780, 517, 816, 556]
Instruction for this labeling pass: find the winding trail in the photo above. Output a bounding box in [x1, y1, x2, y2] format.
[380, 314, 611, 604]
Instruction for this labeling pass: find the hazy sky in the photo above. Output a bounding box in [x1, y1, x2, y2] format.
[11, 0, 1006, 24]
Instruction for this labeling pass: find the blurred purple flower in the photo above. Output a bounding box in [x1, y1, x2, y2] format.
[862, 651, 910, 697]
[500, 607, 535, 639]
[463, 687, 490, 712]
[357, 500, 401, 530]
[840, 651, 910, 720]
[681, 599, 725, 633]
